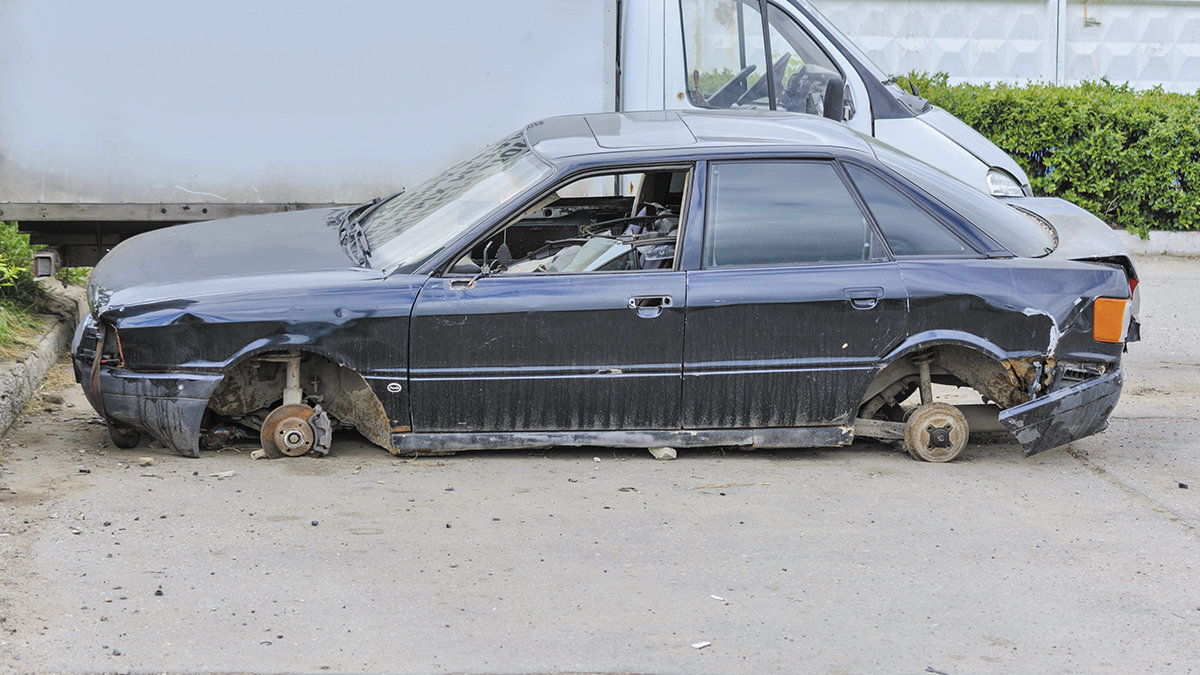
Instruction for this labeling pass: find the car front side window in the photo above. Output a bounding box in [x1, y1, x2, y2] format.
[702, 160, 883, 268]
[446, 168, 690, 276]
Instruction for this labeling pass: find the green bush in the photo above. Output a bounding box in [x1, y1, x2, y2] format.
[0, 222, 48, 353]
[906, 72, 1200, 237]
[0, 222, 48, 307]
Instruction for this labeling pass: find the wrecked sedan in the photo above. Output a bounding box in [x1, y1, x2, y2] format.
[73, 110, 1139, 462]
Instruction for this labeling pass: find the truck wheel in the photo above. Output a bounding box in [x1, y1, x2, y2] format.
[904, 402, 969, 462]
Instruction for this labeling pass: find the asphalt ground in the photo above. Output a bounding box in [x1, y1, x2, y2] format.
[0, 254, 1197, 675]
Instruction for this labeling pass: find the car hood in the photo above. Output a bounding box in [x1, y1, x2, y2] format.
[918, 107, 1031, 188]
[89, 208, 363, 315]
[1010, 197, 1131, 262]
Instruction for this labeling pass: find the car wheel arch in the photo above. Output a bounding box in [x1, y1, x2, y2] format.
[861, 334, 1038, 417]
[206, 347, 395, 453]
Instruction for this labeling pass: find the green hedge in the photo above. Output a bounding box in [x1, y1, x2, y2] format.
[905, 72, 1200, 236]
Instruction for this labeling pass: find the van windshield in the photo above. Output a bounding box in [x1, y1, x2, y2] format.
[363, 130, 552, 273]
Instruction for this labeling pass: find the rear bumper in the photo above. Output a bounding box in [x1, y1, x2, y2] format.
[998, 365, 1122, 456]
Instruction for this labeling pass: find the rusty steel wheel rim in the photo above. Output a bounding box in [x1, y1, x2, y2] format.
[904, 402, 969, 463]
[260, 403, 316, 458]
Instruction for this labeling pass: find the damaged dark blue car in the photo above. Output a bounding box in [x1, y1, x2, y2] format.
[72, 110, 1140, 462]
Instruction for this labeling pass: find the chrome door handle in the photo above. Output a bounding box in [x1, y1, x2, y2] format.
[628, 295, 673, 318]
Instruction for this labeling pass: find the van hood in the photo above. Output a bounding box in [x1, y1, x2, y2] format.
[918, 107, 1032, 190]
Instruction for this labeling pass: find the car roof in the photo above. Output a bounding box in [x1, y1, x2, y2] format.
[524, 110, 876, 162]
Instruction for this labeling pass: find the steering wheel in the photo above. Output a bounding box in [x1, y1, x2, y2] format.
[705, 64, 757, 108]
[735, 52, 791, 106]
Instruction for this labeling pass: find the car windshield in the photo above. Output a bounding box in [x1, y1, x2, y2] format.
[363, 130, 552, 273]
[869, 141, 1057, 257]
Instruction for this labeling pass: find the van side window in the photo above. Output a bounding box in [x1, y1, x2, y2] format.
[845, 164, 968, 256]
[703, 161, 883, 267]
[680, 0, 770, 108]
[680, 0, 846, 117]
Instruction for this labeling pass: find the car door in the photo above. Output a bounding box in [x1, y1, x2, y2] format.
[407, 168, 691, 433]
[682, 159, 908, 428]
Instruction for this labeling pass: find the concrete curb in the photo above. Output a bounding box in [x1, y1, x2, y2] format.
[0, 284, 87, 442]
[1116, 231, 1200, 258]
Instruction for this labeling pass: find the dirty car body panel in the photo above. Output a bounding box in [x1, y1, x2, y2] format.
[72, 110, 1137, 459]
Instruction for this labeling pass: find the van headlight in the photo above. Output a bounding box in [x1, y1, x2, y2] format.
[986, 168, 1024, 197]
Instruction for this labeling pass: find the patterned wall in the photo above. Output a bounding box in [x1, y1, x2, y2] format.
[818, 0, 1200, 92]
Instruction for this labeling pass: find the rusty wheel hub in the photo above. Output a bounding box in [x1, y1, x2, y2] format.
[904, 402, 969, 463]
[261, 403, 316, 458]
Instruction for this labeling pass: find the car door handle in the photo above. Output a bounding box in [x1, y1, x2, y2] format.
[844, 287, 884, 310]
[628, 295, 673, 318]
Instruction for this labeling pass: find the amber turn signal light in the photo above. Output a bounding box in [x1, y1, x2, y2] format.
[1093, 297, 1130, 343]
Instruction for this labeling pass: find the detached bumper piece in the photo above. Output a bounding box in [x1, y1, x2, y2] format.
[999, 365, 1122, 457]
[96, 369, 224, 458]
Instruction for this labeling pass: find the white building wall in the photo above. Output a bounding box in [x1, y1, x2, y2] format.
[819, 0, 1200, 92]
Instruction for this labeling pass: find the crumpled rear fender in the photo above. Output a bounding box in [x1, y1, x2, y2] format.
[998, 365, 1122, 456]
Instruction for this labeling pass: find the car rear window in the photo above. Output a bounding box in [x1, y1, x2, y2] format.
[871, 142, 1057, 258]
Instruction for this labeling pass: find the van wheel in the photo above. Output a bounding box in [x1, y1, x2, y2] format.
[904, 402, 969, 462]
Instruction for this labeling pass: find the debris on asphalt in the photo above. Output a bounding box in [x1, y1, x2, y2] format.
[311, 520, 319, 526]
[78, 468, 90, 473]
[210, 470, 236, 479]
[40, 393, 64, 405]
[593, 457, 601, 463]
[445, 487, 454, 491]
[687, 482, 753, 491]
[649, 446, 677, 460]
[711, 595, 725, 601]
[1180, 483, 1189, 489]
[250, 449, 268, 460]
[112, 649, 121, 656]
[140, 473, 163, 479]
[138, 457, 154, 467]
[618, 487, 639, 493]
[154, 589, 163, 596]
[691, 641, 711, 649]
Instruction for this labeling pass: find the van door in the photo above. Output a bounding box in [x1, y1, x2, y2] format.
[669, 0, 873, 136]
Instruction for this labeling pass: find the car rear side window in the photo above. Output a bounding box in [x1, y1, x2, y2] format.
[870, 142, 1057, 257]
[703, 161, 883, 267]
[845, 164, 967, 256]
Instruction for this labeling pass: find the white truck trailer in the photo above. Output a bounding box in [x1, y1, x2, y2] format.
[1, 0, 1034, 268]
